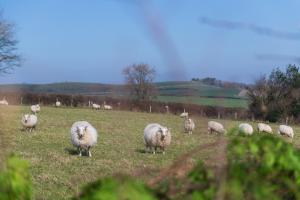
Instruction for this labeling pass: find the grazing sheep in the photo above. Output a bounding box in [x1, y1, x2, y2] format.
[208, 121, 226, 134]
[144, 123, 171, 154]
[239, 123, 253, 135]
[70, 121, 98, 157]
[0, 98, 8, 105]
[278, 125, 294, 138]
[180, 112, 188, 118]
[92, 103, 101, 110]
[103, 105, 112, 110]
[257, 123, 273, 134]
[31, 104, 40, 114]
[184, 118, 195, 134]
[21, 114, 38, 132]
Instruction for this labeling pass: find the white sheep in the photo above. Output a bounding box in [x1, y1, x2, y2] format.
[31, 104, 41, 114]
[184, 118, 195, 134]
[278, 125, 294, 138]
[207, 121, 226, 134]
[257, 123, 272, 134]
[144, 123, 171, 154]
[0, 98, 8, 105]
[103, 105, 112, 110]
[70, 121, 98, 157]
[55, 100, 61, 107]
[180, 112, 188, 118]
[21, 114, 38, 132]
[92, 103, 101, 110]
[239, 123, 253, 135]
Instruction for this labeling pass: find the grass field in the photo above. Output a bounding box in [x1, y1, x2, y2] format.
[1, 105, 298, 199]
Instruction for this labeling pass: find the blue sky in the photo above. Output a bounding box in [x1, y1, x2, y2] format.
[0, 0, 299, 84]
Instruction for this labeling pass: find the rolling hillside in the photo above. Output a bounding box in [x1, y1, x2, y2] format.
[0, 80, 249, 108]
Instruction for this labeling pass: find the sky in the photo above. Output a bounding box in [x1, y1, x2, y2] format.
[0, 0, 299, 84]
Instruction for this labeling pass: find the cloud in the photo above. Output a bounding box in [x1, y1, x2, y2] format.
[199, 17, 300, 41]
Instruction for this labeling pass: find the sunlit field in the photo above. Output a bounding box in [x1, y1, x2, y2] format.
[0, 105, 299, 199]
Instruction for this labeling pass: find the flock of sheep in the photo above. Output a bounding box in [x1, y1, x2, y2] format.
[0, 97, 296, 157]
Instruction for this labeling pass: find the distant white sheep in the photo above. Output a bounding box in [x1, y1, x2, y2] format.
[21, 114, 38, 132]
[208, 121, 226, 134]
[239, 123, 253, 135]
[184, 118, 195, 134]
[103, 105, 112, 110]
[31, 104, 40, 114]
[180, 112, 188, 118]
[55, 100, 61, 107]
[0, 98, 8, 105]
[144, 123, 171, 154]
[92, 103, 101, 110]
[257, 123, 272, 134]
[70, 121, 98, 157]
[278, 125, 294, 138]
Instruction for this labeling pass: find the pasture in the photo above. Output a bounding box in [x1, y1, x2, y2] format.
[0, 105, 299, 199]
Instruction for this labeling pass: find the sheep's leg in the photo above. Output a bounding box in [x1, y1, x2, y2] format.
[161, 147, 165, 155]
[88, 147, 92, 157]
[78, 147, 82, 156]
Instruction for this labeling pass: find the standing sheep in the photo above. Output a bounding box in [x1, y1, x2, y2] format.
[239, 123, 253, 135]
[184, 118, 195, 134]
[21, 114, 38, 132]
[257, 123, 272, 134]
[92, 103, 101, 110]
[70, 121, 98, 157]
[144, 123, 171, 154]
[31, 104, 41, 114]
[278, 125, 294, 138]
[103, 105, 112, 110]
[207, 121, 226, 134]
[180, 112, 188, 118]
[55, 99, 61, 107]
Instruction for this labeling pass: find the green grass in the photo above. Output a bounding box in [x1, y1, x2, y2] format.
[157, 96, 248, 108]
[1, 105, 298, 199]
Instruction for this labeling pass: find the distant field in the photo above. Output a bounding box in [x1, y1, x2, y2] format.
[1, 106, 299, 199]
[157, 96, 248, 108]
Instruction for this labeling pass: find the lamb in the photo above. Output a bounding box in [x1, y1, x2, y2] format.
[257, 123, 272, 134]
[21, 114, 38, 132]
[31, 104, 40, 114]
[278, 125, 294, 138]
[70, 121, 98, 157]
[208, 121, 226, 134]
[92, 103, 101, 110]
[103, 105, 112, 110]
[184, 118, 195, 134]
[239, 123, 253, 135]
[0, 98, 8, 105]
[144, 123, 171, 154]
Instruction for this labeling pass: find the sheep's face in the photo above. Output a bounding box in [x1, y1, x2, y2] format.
[23, 114, 30, 123]
[159, 127, 170, 140]
[36, 105, 40, 110]
[187, 118, 192, 123]
[76, 126, 88, 139]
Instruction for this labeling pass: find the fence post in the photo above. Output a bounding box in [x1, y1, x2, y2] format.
[165, 105, 169, 114]
[149, 105, 152, 113]
[234, 112, 237, 120]
[21, 97, 23, 105]
[218, 112, 220, 119]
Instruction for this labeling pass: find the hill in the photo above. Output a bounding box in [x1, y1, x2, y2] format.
[0, 80, 249, 108]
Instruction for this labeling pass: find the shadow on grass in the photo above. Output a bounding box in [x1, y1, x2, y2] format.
[64, 147, 78, 156]
[135, 149, 146, 154]
[135, 149, 165, 154]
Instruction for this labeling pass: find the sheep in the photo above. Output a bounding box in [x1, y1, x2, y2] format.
[257, 123, 273, 134]
[207, 121, 226, 134]
[92, 103, 101, 110]
[70, 121, 98, 157]
[103, 105, 112, 110]
[31, 104, 40, 114]
[21, 114, 38, 132]
[184, 118, 195, 134]
[144, 123, 171, 154]
[180, 112, 188, 118]
[278, 125, 294, 138]
[55, 99, 61, 107]
[239, 123, 253, 135]
[0, 98, 8, 105]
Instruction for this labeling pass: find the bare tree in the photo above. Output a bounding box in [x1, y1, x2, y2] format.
[122, 63, 156, 101]
[0, 15, 20, 74]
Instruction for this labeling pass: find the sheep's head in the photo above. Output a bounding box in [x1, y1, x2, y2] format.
[76, 126, 88, 139]
[23, 114, 30, 123]
[158, 127, 170, 141]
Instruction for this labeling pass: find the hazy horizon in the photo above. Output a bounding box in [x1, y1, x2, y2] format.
[0, 0, 299, 84]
